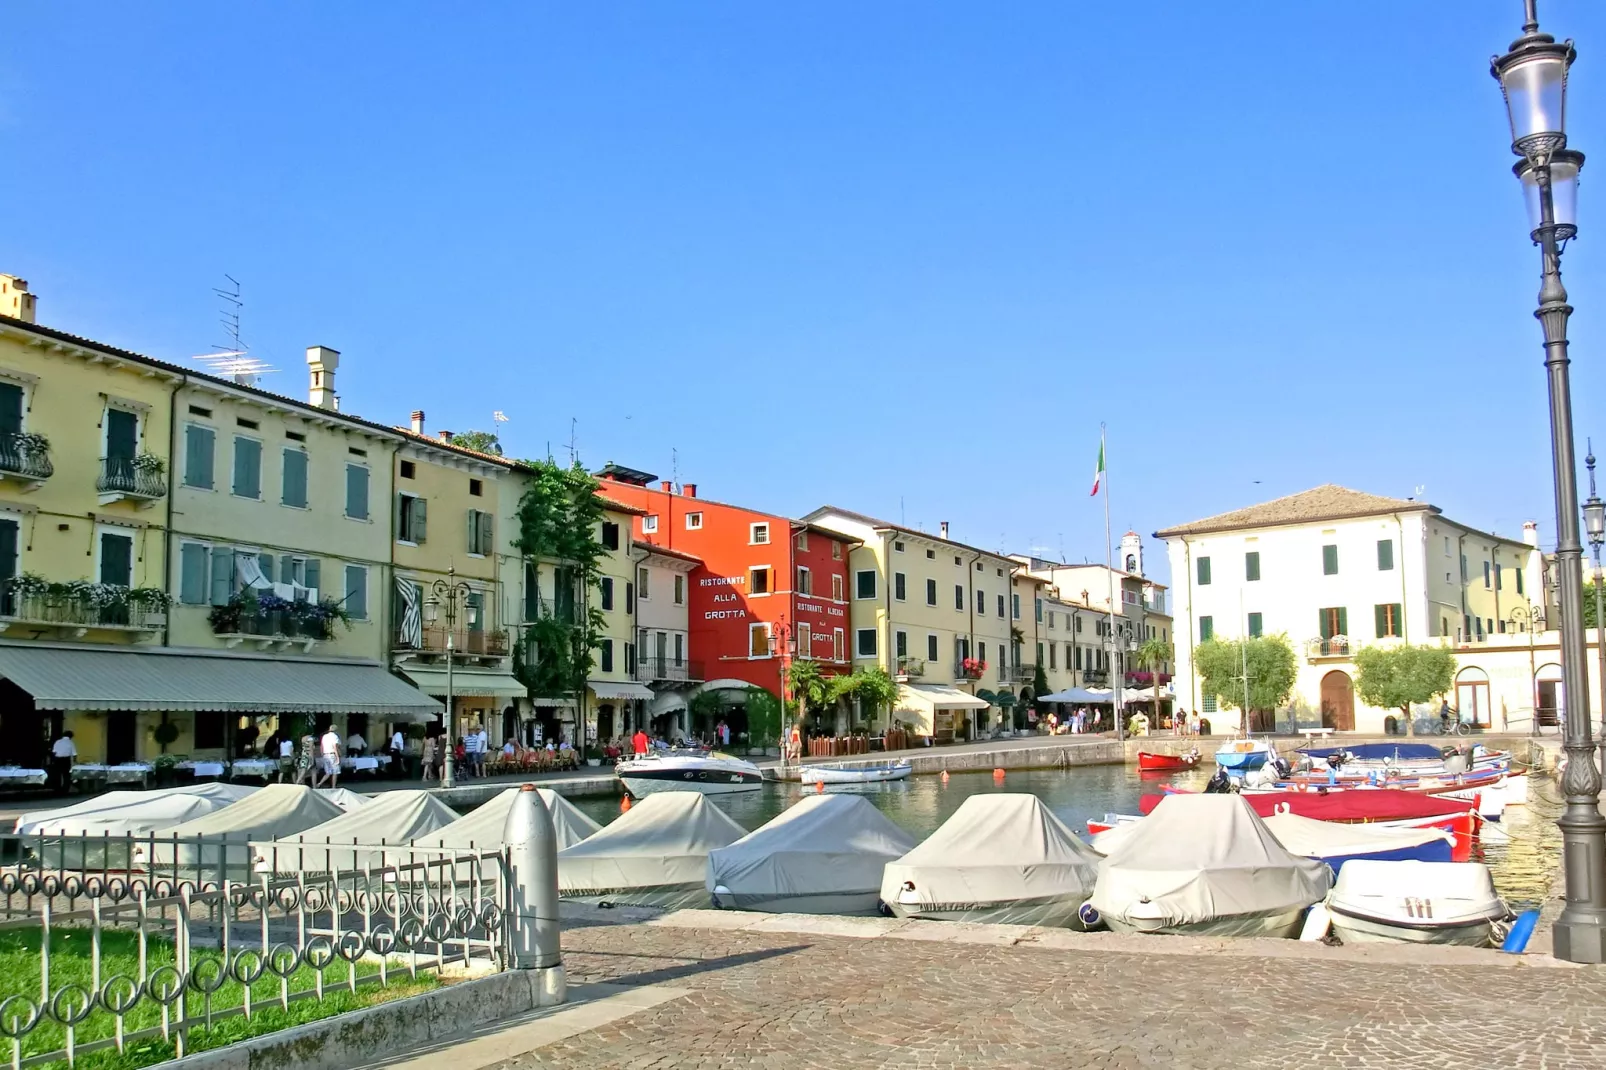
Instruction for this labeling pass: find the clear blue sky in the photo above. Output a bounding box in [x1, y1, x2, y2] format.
[5, 2, 1605, 587]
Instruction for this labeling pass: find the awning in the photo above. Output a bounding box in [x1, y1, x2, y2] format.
[1040, 687, 1115, 704]
[400, 667, 527, 701]
[0, 643, 442, 721]
[896, 684, 990, 712]
[650, 691, 689, 717]
[589, 680, 654, 702]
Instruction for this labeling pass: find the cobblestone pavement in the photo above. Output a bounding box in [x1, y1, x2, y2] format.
[492, 917, 1606, 1070]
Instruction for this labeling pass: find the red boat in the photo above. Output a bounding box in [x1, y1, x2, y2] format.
[1137, 750, 1200, 772]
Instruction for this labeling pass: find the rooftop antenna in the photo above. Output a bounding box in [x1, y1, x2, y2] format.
[1058, 533, 1067, 564]
[191, 275, 276, 387]
[567, 418, 578, 466]
[671, 447, 679, 491]
[900, 497, 905, 526]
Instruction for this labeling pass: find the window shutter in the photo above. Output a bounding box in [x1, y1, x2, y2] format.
[233, 438, 261, 498]
[414, 496, 427, 543]
[304, 558, 320, 597]
[346, 465, 369, 519]
[99, 535, 133, 586]
[259, 552, 275, 583]
[1319, 609, 1331, 640]
[1338, 607, 1348, 635]
[480, 512, 493, 555]
[185, 426, 214, 489]
[210, 546, 235, 605]
[279, 554, 295, 587]
[180, 544, 208, 604]
[283, 450, 308, 508]
[1375, 604, 1387, 639]
[467, 510, 478, 554]
[345, 565, 367, 619]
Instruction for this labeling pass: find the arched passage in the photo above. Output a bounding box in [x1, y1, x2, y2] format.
[1320, 671, 1355, 731]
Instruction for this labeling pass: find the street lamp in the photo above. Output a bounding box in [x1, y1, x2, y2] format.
[422, 566, 473, 790]
[767, 617, 798, 766]
[1583, 446, 1606, 774]
[1507, 602, 1544, 736]
[1493, 0, 1606, 963]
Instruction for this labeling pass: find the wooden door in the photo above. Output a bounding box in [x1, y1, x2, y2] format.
[1320, 671, 1355, 731]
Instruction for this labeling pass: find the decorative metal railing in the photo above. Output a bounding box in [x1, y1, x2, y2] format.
[632, 658, 701, 683]
[0, 433, 52, 483]
[894, 657, 925, 678]
[0, 831, 508, 1068]
[96, 458, 167, 501]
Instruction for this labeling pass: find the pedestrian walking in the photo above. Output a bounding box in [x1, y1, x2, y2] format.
[278, 733, 296, 782]
[49, 730, 76, 795]
[316, 726, 342, 788]
[296, 734, 316, 785]
[420, 734, 437, 782]
[632, 727, 649, 756]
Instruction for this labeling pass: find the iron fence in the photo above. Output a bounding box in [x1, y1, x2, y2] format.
[0, 832, 508, 1069]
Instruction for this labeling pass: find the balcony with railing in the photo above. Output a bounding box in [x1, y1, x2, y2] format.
[0, 589, 166, 638]
[633, 657, 704, 683]
[1306, 636, 1353, 660]
[395, 624, 511, 661]
[895, 655, 926, 679]
[1081, 668, 1109, 686]
[213, 608, 335, 650]
[0, 432, 52, 489]
[1009, 662, 1036, 683]
[955, 657, 987, 681]
[97, 456, 167, 507]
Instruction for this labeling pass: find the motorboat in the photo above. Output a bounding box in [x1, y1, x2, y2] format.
[1260, 812, 1454, 874]
[253, 790, 460, 873]
[616, 751, 763, 797]
[1088, 793, 1332, 937]
[882, 794, 1101, 926]
[1214, 738, 1275, 771]
[1326, 860, 1511, 946]
[412, 787, 600, 852]
[799, 761, 912, 786]
[15, 783, 260, 870]
[558, 792, 746, 909]
[1137, 750, 1201, 773]
[138, 784, 347, 875]
[708, 794, 917, 915]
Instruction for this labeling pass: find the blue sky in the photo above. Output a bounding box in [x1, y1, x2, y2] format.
[4, 2, 1605, 586]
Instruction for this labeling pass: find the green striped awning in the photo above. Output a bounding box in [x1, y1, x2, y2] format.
[0, 642, 442, 721]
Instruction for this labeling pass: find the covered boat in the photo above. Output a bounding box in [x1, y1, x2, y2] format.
[1261, 812, 1454, 873]
[881, 794, 1101, 926]
[1327, 860, 1510, 946]
[558, 792, 746, 909]
[255, 790, 461, 873]
[138, 784, 347, 874]
[15, 783, 259, 870]
[412, 787, 601, 852]
[799, 761, 912, 785]
[616, 752, 763, 797]
[316, 788, 372, 812]
[708, 794, 917, 915]
[1088, 794, 1332, 937]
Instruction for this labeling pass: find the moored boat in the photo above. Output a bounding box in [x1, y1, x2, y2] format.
[558, 792, 747, 909]
[616, 751, 763, 797]
[1137, 750, 1200, 772]
[799, 760, 912, 785]
[1327, 860, 1511, 946]
[1260, 812, 1454, 874]
[1215, 738, 1275, 771]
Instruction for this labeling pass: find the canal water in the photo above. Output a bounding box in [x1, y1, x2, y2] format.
[569, 764, 1564, 912]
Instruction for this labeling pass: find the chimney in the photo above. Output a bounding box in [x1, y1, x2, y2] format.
[0, 275, 36, 323]
[437, 430, 454, 443]
[306, 346, 341, 410]
[683, 483, 697, 498]
[940, 521, 950, 540]
[1523, 520, 1540, 547]
[410, 410, 425, 435]
[660, 481, 673, 492]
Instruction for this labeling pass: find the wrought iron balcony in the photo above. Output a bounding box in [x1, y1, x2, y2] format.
[0, 433, 52, 488]
[1081, 669, 1109, 686]
[0, 592, 165, 636]
[633, 658, 703, 683]
[1305, 636, 1353, 660]
[213, 608, 335, 648]
[395, 625, 510, 660]
[895, 656, 926, 679]
[97, 457, 167, 505]
[1009, 662, 1036, 683]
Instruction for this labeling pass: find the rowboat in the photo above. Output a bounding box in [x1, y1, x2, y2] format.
[1214, 738, 1275, 771]
[798, 760, 912, 785]
[1137, 750, 1200, 772]
[1327, 860, 1511, 946]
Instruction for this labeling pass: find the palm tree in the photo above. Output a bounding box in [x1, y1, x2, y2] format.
[1135, 638, 1175, 725]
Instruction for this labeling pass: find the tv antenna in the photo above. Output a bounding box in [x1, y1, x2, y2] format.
[567, 418, 578, 466]
[191, 275, 276, 387]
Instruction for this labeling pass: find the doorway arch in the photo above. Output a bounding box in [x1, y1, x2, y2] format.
[1320, 671, 1355, 731]
[1455, 667, 1491, 727]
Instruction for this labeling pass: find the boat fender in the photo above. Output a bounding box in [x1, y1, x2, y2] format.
[620, 796, 632, 812]
[711, 886, 732, 909]
[1501, 909, 1541, 954]
[816, 780, 825, 793]
[1274, 802, 1291, 815]
[993, 768, 1006, 780]
[1299, 903, 1333, 942]
[898, 880, 920, 906]
[1077, 902, 1101, 928]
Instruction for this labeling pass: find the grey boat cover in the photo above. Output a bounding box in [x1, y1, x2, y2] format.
[412, 788, 601, 852]
[316, 788, 372, 812]
[16, 783, 258, 837]
[707, 794, 917, 914]
[1261, 812, 1453, 859]
[558, 792, 746, 909]
[880, 794, 1101, 924]
[140, 784, 347, 873]
[257, 790, 461, 873]
[1089, 794, 1332, 928]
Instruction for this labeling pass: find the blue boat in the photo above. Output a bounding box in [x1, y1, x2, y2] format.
[1262, 812, 1456, 874]
[1215, 738, 1274, 771]
[1298, 742, 1443, 762]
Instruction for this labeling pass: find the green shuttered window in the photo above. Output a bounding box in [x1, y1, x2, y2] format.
[1245, 552, 1260, 582]
[1322, 544, 1339, 575]
[344, 564, 368, 619]
[345, 464, 370, 520]
[1376, 539, 1394, 571]
[184, 425, 214, 489]
[282, 449, 308, 509]
[232, 437, 262, 499]
[1197, 557, 1211, 585]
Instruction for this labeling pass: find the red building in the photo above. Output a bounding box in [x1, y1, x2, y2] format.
[596, 465, 855, 705]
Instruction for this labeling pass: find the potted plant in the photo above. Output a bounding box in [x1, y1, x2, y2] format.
[16, 431, 49, 454]
[960, 657, 987, 680]
[132, 453, 166, 476]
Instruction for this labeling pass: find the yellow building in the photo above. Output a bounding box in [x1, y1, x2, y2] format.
[588, 494, 654, 744]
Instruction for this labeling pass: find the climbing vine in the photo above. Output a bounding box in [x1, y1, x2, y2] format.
[513, 460, 609, 712]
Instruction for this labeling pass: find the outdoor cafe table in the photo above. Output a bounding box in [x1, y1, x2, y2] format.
[177, 760, 227, 778]
[72, 762, 152, 785]
[228, 758, 279, 779]
[342, 755, 381, 773]
[0, 766, 47, 785]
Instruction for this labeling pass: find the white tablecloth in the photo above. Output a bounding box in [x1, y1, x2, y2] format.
[342, 756, 379, 772]
[178, 761, 226, 778]
[229, 758, 279, 778]
[72, 763, 153, 783]
[0, 766, 47, 785]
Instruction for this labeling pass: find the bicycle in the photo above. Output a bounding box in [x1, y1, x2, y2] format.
[1435, 717, 1472, 737]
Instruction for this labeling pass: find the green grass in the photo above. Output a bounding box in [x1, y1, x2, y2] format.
[0, 926, 442, 1070]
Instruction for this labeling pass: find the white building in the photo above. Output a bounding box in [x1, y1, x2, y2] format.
[1156, 485, 1551, 734]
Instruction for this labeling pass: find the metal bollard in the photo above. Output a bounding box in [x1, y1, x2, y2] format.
[503, 784, 565, 1005]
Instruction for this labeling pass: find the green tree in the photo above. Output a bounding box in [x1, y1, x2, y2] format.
[1353, 643, 1456, 724]
[451, 430, 502, 455]
[1194, 634, 1298, 729]
[827, 667, 900, 732]
[1587, 581, 1601, 629]
[788, 658, 832, 729]
[1031, 663, 1050, 712]
[1135, 638, 1174, 679]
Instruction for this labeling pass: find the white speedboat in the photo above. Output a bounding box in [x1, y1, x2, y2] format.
[799, 760, 912, 785]
[616, 751, 763, 797]
[1326, 860, 1511, 947]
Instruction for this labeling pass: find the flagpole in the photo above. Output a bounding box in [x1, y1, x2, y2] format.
[1102, 424, 1121, 742]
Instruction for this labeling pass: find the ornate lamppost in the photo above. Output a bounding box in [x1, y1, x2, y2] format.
[768, 617, 798, 766]
[1583, 447, 1606, 772]
[1492, 0, 1606, 962]
[423, 566, 473, 790]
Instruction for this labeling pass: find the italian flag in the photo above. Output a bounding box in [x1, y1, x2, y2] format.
[1090, 440, 1105, 497]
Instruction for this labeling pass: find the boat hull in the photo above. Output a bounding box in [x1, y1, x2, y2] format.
[799, 763, 912, 785]
[1216, 752, 1268, 771]
[709, 890, 884, 916]
[887, 894, 1091, 928]
[619, 772, 762, 797]
[1314, 838, 1455, 874]
[1328, 906, 1505, 947]
[1102, 906, 1307, 939]
[1137, 752, 1199, 772]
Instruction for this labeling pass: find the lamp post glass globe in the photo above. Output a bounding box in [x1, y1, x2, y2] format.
[1492, 25, 1574, 155]
[1516, 149, 1584, 238]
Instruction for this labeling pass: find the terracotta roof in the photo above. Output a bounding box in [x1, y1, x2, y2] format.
[639, 542, 702, 564]
[1154, 484, 1435, 538]
[802, 505, 1013, 562]
[595, 494, 649, 516]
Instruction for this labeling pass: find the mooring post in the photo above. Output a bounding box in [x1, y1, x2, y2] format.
[503, 785, 565, 1005]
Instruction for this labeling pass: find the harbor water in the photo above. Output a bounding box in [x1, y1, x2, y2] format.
[569, 764, 1565, 913]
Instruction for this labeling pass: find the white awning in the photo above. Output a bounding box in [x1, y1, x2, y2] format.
[399, 667, 527, 701]
[650, 691, 689, 716]
[897, 683, 990, 712]
[589, 680, 654, 702]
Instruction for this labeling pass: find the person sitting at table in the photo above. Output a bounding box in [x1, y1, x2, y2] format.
[345, 729, 367, 756]
[503, 737, 518, 760]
